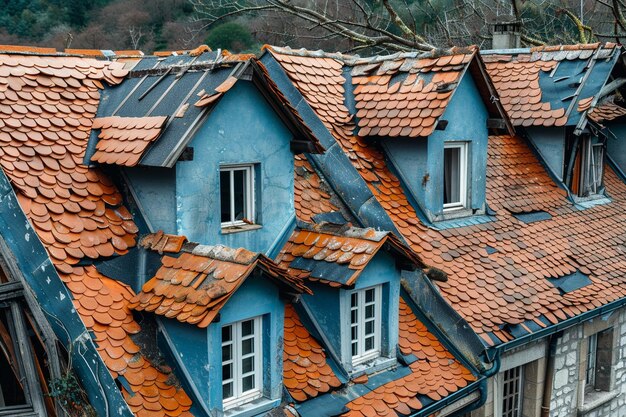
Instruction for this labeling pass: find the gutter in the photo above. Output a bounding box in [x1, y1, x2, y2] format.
[488, 295, 626, 357]
[409, 376, 486, 417]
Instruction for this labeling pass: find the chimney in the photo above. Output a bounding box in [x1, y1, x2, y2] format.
[492, 17, 521, 49]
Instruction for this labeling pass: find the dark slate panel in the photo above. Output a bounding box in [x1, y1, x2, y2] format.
[95, 247, 163, 293]
[548, 270, 593, 294]
[513, 210, 552, 223]
[537, 59, 586, 112]
[290, 257, 354, 284]
[569, 58, 617, 125]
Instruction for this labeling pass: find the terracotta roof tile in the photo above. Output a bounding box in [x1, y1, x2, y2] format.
[340, 298, 475, 416]
[140, 231, 187, 254]
[131, 236, 310, 328]
[588, 99, 626, 123]
[294, 154, 340, 223]
[484, 43, 619, 127]
[277, 227, 423, 287]
[60, 266, 193, 417]
[352, 49, 475, 138]
[0, 53, 194, 415]
[283, 304, 341, 402]
[271, 48, 626, 346]
[91, 116, 167, 167]
[0, 53, 137, 271]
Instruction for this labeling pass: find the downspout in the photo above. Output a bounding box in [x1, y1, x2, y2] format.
[540, 332, 560, 417]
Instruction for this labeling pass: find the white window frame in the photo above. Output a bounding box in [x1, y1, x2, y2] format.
[496, 365, 524, 417]
[578, 138, 604, 197]
[443, 142, 468, 211]
[585, 332, 598, 390]
[348, 285, 382, 365]
[220, 164, 255, 228]
[221, 316, 263, 410]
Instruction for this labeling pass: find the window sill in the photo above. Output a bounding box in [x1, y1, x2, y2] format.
[578, 389, 619, 415]
[221, 224, 262, 235]
[224, 396, 279, 417]
[350, 356, 397, 376]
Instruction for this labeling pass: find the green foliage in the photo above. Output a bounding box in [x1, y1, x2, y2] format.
[48, 372, 94, 417]
[0, 0, 113, 40]
[205, 22, 255, 52]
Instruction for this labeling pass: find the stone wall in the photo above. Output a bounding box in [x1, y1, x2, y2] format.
[550, 308, 626, 417]
[469, 306, 626, 417]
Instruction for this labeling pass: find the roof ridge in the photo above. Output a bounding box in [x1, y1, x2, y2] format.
[265, 44, 477, 66]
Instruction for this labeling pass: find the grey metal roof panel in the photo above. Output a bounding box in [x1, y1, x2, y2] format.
[92, 55, 237, 167]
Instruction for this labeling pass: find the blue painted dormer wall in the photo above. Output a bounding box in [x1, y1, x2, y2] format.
[525, 127, 566, 180]
[301, 250, 401, 372]
[124, 81, 296, 255]
[382, 73, 489, 221]
[159, 274, 285, 416]
[176, 82, 295, 253]
[606, 123, 626, 173]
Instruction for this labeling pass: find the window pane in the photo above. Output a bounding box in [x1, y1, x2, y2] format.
[352, 342, 358, 356]
[242, 375, 255, 392]
[365, 288, 375, 303]
[0, 309, 27, 407]
[233, 169, 246, 221]
[365, 320, 374, 335]
[351, 325, 358, 341]
[222, 381, 233, 399]
[241, 319, 254, 337]
[222, 325, 232, 342]
[444, 147, 461, 205]
[242, 357, 254, 374]
[365, 336, 374, 351]
[222, 344, 232, 361]
[351, 309, 358, 324]
[351, 292, 358, 308]
[220, 170, 231, 223]
[242, 338, 254, 356]
[365, 304, 375, 319]
[222, 363, 232, 381]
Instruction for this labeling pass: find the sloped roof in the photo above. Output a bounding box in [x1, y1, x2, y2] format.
[277, 226, 424, 287]
[268, 45, 626, 348]
[294, 154, 342, 224]
[0, 50, 197, 415]
[92, 52, 322, 168]
[267, 45, 511, 139]
[483, 43, 620, 127]
[130, 233, 310, 328]
[352, 47, 475, 138]
[62, 266, 193, 417]
[0, 53, 138, 271]
[339, 298, 475, 417]
[588, 99, 626, 123]
[283, 304, 342, 401]
[91, 116, 167, 167]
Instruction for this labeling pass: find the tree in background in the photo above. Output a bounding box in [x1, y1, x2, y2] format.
[189, 0, 626, 53]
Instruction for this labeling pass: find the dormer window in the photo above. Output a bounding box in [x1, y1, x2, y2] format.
[579, 137, 604, 197]
[443, 142, 468, 211]
[220, 164, 256, 229]
[349, 285, 382, 365]
[221, 316, 262, 410]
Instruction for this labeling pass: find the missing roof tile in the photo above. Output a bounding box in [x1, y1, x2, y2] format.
[547, 270, 593, 294]
[513, 210, 552, 223]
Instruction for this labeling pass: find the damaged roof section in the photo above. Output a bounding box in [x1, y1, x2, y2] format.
[91, 116, 167, 167]
[278, 224, 424, 287]
[130, 233, 310, 328]
[92, 51, 322, 168]
[483, 43, 620, 128]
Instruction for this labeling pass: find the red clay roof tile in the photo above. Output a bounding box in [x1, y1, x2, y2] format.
[294, 154, 340, 223]
[131, 234, 310, 327]
[272, 47, 626, 347]
[277, 227, 423, 286]
[340, 298, 475, 416]
[61, 266, 193, 417]
[91, 116, 167, 167]
[283, 304, 341, 402]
